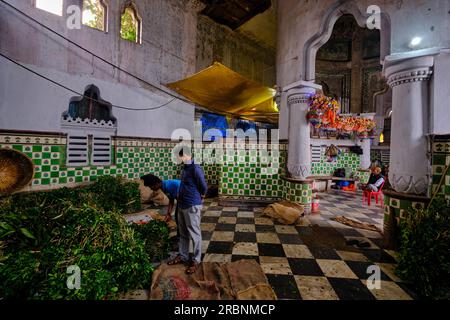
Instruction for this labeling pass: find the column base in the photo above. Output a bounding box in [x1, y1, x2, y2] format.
[287, 163, 311, 180]
[389, 173, 430, 195]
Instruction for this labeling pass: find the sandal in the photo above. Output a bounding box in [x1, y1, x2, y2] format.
[167, 255, 185, 266]
[185, 261, 199, 275]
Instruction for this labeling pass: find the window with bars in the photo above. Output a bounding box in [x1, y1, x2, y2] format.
[311, 145, 322, 163]
[66, 135, 112, 167]
[66, 135, 89, 167]
[91, 136, 112, 165]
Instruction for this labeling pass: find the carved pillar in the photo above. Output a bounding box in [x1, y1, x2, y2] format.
[284, 81, 321, 179]
[384, 54, 434, 195]
[360, 113, 376, 170]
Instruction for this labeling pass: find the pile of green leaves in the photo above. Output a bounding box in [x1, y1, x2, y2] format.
[132, 220, 170, 263]
[87, 176, 141, 214]
[0, 177, 158, 300]
[396, 197, 450, 300]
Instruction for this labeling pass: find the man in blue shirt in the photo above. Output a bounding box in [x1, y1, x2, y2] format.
[168, 148, 207, 275]
[140, 174, 180, 223]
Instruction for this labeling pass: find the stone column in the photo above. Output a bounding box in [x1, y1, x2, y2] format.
[284, 81, 322, 179]
[360, 139, 372, 170]
[359, 113, 376, 170]
[384, 54, 434, 195]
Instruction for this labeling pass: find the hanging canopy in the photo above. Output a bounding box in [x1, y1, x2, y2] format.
[166, 62, 279, 124]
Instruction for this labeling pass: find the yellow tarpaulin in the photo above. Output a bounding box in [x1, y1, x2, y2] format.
[166, 62, 279, 124]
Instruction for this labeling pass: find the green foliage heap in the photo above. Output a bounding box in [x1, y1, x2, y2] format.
[396, 197, 450, 300]
[0, 176, 168, 300]
[132, 220, 170, 263]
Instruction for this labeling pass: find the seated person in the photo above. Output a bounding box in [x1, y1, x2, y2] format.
[140, 174, 180, 223]
[360, 167, 385, 192]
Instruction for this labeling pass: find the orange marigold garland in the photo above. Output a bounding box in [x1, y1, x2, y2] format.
[306, 94, 376, 136]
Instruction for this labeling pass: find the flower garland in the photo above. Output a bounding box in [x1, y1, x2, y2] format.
[306, 94, 376, 136]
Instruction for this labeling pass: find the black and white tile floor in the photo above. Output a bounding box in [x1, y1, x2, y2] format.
[197, 190, 416, 300]
[127, 190, 417, 300]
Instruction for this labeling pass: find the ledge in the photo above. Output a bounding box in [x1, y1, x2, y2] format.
[281, 176, 314, 184]
[383, 189, 430, 202]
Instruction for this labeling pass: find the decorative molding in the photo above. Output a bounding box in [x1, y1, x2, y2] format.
[184, 0, 206, 13]
[287, 94, 310, 106]
[390, 173, 430, 195]
[0, 134, 66, 145]
[287, 163, 311, 180]
[387, 67, 433, 88]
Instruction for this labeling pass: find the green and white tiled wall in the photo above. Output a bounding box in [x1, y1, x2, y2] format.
[431, 135, 450, 200]
[218, 143, 313, 204]
[311, 148, 361, 176]
[383, 195, 428, 223]
[0, 133, 219, 190]
[219, 144, 287, 200]
[2, 132, 380, 205]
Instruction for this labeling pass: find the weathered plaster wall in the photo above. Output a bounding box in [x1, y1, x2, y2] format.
[277, 0, 450, 87]
[277, 0, 450, 139]
[0, 0, 200, 137]
[196, 15, 276, 87]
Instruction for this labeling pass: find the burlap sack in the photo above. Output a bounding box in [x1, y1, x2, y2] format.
[263, 201, 304, 225]
[137, 179, 169, 205]
[150, 260, 276, 300]
[138, 179, 154, 204]
[150, 189, 170, 206]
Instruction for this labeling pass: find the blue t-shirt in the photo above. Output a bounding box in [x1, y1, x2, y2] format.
[162, 180, 181, 200]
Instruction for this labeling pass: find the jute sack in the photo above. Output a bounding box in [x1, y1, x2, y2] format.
[151, 189, 169, 206]
[137, 179, 169, 205]
[138, 179, 154, 204]
[263, 201, 304, 225]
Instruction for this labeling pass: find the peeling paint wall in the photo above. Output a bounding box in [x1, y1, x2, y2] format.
[277, 0, 450, 87]
[196, 15, 276, 88]
[0, 0, 200, 137]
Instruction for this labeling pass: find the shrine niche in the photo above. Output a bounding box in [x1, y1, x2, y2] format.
[63, 84, 116, 124]
[315, 14, 383, 114]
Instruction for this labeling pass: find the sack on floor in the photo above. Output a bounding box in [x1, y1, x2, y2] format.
[263, 201, 304, 225]
[137, 179, 169, 205]
[150, 260, 276, 300]
[150, 189, 170, 206]
[138, 179, 154, 204]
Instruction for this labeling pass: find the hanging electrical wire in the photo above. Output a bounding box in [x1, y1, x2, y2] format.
[0, 52, 175, 111]
[0, 0, 276, 120]
[0, 0, 187, 103]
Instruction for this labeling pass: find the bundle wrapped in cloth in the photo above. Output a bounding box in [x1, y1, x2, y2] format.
[262, 201, 305, 225]
[150, 259, 276, 300]
[138, 179, 169, 205]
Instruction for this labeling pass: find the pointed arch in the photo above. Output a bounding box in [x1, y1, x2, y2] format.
[302, 1, 391, 82]
[120, 1, 142, 44]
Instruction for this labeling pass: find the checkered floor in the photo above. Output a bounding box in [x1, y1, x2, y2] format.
[196, 190, 416, 300]
[129, 190, 417, 300]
